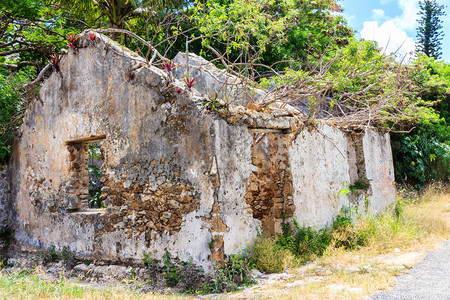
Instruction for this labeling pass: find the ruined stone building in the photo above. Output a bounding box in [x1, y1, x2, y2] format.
[0, 33, 395, 269]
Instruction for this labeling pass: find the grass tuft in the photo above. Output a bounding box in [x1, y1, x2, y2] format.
[251, 236, 298, 273]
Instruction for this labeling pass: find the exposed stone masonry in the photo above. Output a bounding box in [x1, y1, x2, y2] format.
[245, 132, 296, 235]
[66, 143, 90, 211]
[101, 176, 199, 240]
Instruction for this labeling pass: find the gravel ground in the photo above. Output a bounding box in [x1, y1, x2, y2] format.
[370, 240, 450, 300]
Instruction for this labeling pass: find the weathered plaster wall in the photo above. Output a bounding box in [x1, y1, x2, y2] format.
[289, 125, 352, 227]
[288, 125, 395, 228]
[0, 166, 9, 228]
[363, 129, 396, 211]
[8, 34, 260, 269]
[8, 33, 395, 269]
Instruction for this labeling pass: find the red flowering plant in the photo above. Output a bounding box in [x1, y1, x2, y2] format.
[67, 33, 80, 49]
[184, 76, 197, 90]
[161, 60, 179, 82]
[161, 60, 179, 72]
[49, 54, 61, 72]
[87, 32, 95, 41]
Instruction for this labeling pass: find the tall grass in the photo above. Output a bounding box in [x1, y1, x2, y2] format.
[361, 188, 449, 253]
[0, 270, 86, 299]
[0, 269, 190, 299]
[251, 186, 450, 273]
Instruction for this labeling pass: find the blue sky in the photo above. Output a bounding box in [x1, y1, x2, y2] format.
[341, 0, 450, 63]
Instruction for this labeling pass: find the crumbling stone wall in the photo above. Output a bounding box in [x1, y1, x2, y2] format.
[363, 129, 395, 211]
[244, 132, 295, 235]
[8, 33, 262, 269]
[66, 142, 90, 210]
[288, 125, 395, 227]
[7, 33, 395, 269]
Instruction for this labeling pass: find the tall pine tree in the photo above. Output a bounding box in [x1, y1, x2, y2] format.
[416, 0, 447, 59]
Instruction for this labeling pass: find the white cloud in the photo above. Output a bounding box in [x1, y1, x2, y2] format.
[371, 9, 386, 21]
[391, 0, 419, 31]
[361, 21, 416, 62]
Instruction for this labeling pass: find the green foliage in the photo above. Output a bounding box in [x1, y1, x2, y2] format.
[60, 246, 75, 267]
[0, 68, 36, 164]
[1, 1, 89, 69]
[39, 246, 60, 264]
[39, 246, 75, 267]
[330, 207, 372, 250]
[144, 248, 254, 293]
[0, 270, 87, 298]
[416, 0, 447, 59]
[277, 219, 331, 262]
[143, 250, 204, 291]
[192, 0, 286, 56]
[391, 56, 450, 186]
[143, 251, 160, 273]
[265, 39, 440, 128]
[349, 178, 371, 192]
[251, 236, 298, 273]
[202, 97, 228, 112]
[256, 207, 374, 269]
[162, 250, 180, 287]
[392, 134, 450, 185]
[205, 247, 255, 293]
[87, 143, 103, 208]
[411, 55, 450, 124]
[190, 0, 351, 72]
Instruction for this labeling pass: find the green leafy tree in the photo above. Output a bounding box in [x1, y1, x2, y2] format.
[0, 0, 89, 71]
[47, 0, 186, 30]
[155, 0, 354, 82]
[0, 68, 36, 163]
[391, 56, 450, 185]
[416, 0, 447, 59]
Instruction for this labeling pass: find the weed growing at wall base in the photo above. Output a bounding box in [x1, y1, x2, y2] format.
[202, 247, 255, 294]
[142, 247, 255, 294]
[39, 246, 75, 267]
[251, 185, 450, 274]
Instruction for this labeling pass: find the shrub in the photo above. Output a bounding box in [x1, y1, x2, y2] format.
[39, 246, 60, 265]
[0, 68, 36, 164]
[392, 133, 450, 186]
[204, 247, 255, 293]
[39, 246, 76, 267]
[276, 219, 331, 262]
[250, 207, 376, 270]
[330, 207, 373, 250]
[251, 236, 298, 273]
[142, 250, 207, 292]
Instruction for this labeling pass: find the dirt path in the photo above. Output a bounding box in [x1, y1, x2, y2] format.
[370, 240, 450, 300]
[196, 249, 431, 299]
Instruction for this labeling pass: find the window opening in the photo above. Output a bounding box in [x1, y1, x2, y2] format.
[87, 142, 104, 208]
[66, 135, 105, 211]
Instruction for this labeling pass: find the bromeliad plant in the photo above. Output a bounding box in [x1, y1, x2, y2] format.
[184, 76, 197, 90]
[49, 54, 61, 72]
[67, 33, 79, 50]
[87, 32, 95, 41]
[161, 60, 178, 72]
[161, 60, 179, 82]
